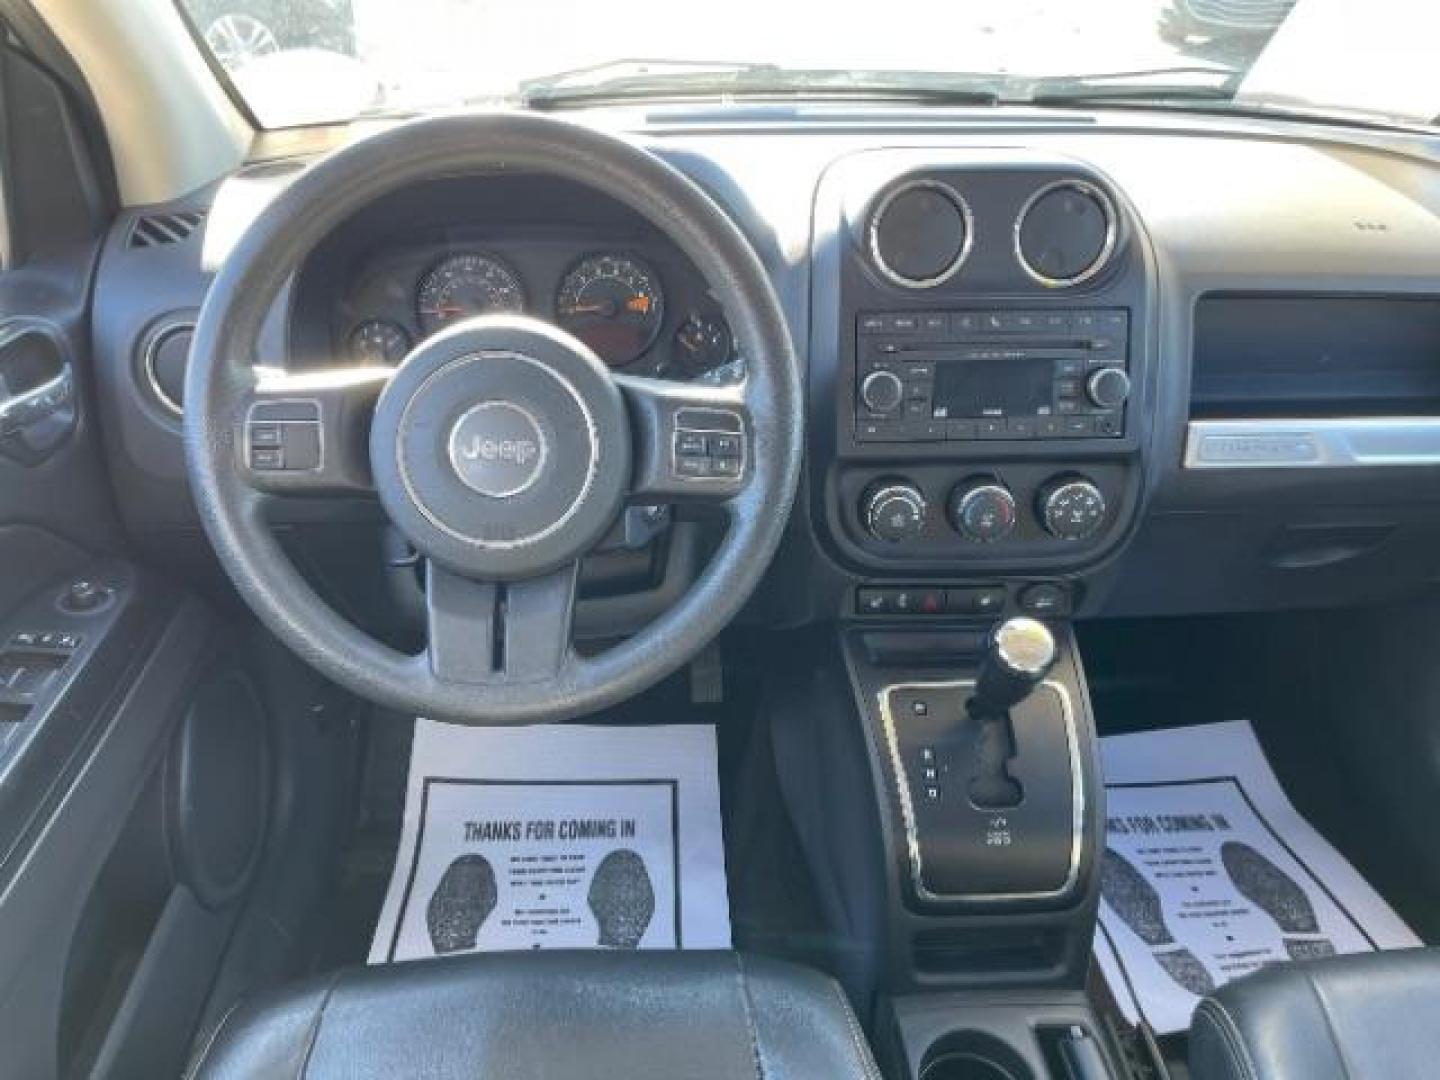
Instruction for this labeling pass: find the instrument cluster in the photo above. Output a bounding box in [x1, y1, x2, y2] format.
[332, 241, 739, 382]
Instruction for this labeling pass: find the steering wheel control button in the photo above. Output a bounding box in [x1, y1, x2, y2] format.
[446, 401, 548, 498]
[670, 408, 747, 484]
[949, 480, 1018, 543]
[1039, 477, 1107, 540]
[863, 482, 928, 543]
[245, 399, 321, 472]
[369, 315, 629, 580]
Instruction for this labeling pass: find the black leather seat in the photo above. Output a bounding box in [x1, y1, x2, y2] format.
[1190, 947, 1440, 1080]
[188, 951, 882, 1079]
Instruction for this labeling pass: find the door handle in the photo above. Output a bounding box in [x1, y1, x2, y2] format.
[0, 365, 73, 435]
[0, 321, 77, 462]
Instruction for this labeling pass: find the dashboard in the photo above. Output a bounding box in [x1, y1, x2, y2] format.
[287, 175, 742, 383]
[87, 107, 1440, 628]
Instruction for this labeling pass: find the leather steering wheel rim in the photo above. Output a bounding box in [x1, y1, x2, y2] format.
[184, 112, 803, 724]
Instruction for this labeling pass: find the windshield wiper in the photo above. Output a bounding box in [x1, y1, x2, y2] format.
[517, 62, 1001, 109]
[1026, 66, 1243, 105]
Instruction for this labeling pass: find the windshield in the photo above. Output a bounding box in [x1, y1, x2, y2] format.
[176, 0, 1440, 130]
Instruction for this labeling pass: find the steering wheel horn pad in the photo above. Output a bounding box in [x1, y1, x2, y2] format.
[370, 316, 629, 580]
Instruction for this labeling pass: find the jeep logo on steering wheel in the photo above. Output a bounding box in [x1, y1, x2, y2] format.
[447, 401, 549, 498]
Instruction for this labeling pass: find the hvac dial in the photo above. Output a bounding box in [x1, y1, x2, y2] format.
[555, 253, 664, 367]
[415, 252, 526, 334]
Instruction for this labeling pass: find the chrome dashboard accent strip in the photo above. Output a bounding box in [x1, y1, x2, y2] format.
[878, 678, 1084, 904]
[1185, 418, 1440, 469]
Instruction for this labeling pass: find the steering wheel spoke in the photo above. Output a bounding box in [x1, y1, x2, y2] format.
[424, 561, 579, 686]
[237, 366, 391, 495]
[615, 373, 752, 504]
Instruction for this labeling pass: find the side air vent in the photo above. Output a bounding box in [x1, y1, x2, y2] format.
[139, 317, 196, 416]
[128, 210, 207, 249]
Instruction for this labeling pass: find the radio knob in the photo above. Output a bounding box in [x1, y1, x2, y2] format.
[1086, 366, 1131, 410]
[948, 480, 1018, 543]
[864, 482, 929, 543]
[860, 369, 905, 414]
[1039, 477, 1107, 541]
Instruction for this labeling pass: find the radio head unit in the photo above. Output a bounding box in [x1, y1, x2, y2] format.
[855, 309, 1130, 442]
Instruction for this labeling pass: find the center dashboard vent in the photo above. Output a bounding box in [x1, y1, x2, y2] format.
[127, 210, 207, 250]
[1014, 180, 1117, 288]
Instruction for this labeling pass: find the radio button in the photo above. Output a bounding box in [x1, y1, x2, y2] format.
[945, 419, 977, 440]
[976, 419, 1007, 439]
[1087, 366, 1132, 410]
[857, 420, 902, 442]
[859, 314, 886, 333]
[1061, 416, 1093, 436]
[1005, 417, 1038, 438]
[860, 369, 905, 414]
[1056, 356, 1085, 377]
[1037, 417, 1065, 438]
[892, 314, 921, 332]
[921, 313, 948, 333]
[953, 312, 982, 334]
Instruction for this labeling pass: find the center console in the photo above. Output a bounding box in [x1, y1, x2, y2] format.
[792, 148, 1155, 1078]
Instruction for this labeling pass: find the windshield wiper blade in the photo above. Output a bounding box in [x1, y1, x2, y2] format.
[516, 59, 779, 99]
[519, 66, 1001, 108]
[1027, 65, 1243, 104]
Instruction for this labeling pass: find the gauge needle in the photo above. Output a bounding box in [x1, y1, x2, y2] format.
[562, 301, 618, 317]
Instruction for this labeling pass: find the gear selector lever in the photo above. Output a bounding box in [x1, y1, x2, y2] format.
[968, 617, 1057, 809]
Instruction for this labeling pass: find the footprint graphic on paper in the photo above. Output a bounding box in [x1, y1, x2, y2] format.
[1221, 841, 1337, 962]
[427, 853, 498, 955]
[588, 849, 655, 950]
[1101, 849, 1217, 996]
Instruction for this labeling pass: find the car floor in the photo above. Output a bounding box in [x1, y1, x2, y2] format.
[1080, 607, 1440, 1076]
[304, 633, 829, 977]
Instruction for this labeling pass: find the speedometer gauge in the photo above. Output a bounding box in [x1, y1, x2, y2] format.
[555, 253, 664, 368]
[416, 253, 525, 334]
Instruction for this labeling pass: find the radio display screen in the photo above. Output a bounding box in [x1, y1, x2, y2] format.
[933, 355, 1054, 418]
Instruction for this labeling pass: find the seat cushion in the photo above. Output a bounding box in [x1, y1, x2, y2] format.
[188, 950, 881, 1080]
[1190, 947, 1440, 1080]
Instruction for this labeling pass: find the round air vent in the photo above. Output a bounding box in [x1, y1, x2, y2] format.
[868, 180, 973, 289]
[1014, 179, 1117, 288]
[142, 319, 195, 415]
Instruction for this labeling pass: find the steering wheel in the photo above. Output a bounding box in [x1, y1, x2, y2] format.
[184, 112, 802, 724]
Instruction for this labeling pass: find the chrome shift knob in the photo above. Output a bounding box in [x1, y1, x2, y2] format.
[971, 617, 1057, 717]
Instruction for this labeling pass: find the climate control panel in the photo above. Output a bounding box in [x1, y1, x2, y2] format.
[838, 461, 1129, 569]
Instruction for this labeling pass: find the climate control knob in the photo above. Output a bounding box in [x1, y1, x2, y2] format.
[1086, 366, 1131, 410]
[864, 482, 929, 543]
[860, 369, 905, 414]
[948, 480, 1018, 543]
[1038, 477, 1107, 540]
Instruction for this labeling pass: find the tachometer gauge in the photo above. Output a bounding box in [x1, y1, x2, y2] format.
[416, 253, 525, 334]
[347, 319, 411, 366]
[555, 253, 664, 367]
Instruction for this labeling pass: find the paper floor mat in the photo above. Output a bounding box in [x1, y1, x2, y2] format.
[369, 720, 731, 963]
[1094, 719, 1420, 1034]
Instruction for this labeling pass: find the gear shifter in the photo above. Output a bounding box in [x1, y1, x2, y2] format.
[971, 617, 1058, 719]
[968, 617, 1057, 809]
